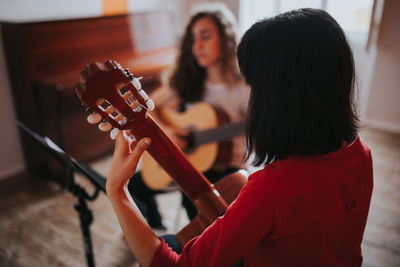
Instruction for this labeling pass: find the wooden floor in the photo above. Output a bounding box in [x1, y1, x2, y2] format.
[0, 127, 399, 267]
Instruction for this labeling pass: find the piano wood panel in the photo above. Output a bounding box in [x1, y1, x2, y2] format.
[1, 11, 177, 183]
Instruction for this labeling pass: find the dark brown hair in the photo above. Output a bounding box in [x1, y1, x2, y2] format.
[169, 3, 242, 103]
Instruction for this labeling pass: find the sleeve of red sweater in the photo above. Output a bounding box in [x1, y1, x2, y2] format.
[150, 169, 277, 267]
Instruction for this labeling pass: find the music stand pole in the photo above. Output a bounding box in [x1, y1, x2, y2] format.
[16, 120, 105, 267]
[67, 166, 99, 267]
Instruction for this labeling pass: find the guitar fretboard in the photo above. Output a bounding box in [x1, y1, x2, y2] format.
[193, 121, 245, 147]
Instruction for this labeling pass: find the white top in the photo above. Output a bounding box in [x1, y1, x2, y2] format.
[187, 82, 250, 169]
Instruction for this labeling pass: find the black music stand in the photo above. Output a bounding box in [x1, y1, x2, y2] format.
[16, 120, 107, 267]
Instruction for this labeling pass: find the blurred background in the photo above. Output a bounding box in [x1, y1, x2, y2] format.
[0, 0, 399, 266]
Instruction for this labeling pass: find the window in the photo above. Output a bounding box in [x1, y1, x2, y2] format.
[239, 0, 374, 38]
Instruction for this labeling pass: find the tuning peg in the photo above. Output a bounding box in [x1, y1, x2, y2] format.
[110, 128, 119, 140]
[98, 121, 112, 132]
[124, 68, 134, 80]
[87, 113, 102, 124]
[146, 99, 155, 111]
[138, 89, 149, 101]
[132, 78, 142, 90]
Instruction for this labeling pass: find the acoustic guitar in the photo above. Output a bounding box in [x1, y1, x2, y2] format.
[141, 103, 245, 190]
[75, 60, 247, 247]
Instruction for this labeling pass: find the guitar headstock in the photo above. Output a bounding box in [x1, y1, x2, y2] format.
[75, 60, 154, 130]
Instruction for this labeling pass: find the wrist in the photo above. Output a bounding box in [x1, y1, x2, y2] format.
[106, 180, 129, 200]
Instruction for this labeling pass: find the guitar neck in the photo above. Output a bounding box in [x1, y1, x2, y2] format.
[193, 121, 245, 146]
[130, 114, 227, 218]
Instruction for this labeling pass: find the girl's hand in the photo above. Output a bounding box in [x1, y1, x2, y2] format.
[106, 130, 151, 195]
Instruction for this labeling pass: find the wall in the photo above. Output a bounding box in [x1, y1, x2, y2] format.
[0, 33, 24, 179]
[0, 1, 107, 180]
[365, 0, 400, 133]
[349, 33, 376, 123]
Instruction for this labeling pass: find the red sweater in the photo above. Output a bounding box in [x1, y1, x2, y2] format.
[151, 137, 373, 266]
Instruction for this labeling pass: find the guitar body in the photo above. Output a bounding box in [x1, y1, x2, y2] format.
[176, 171, 248, 247]
[141, 103, 232, 190]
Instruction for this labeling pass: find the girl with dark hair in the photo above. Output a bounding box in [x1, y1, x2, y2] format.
[105, 8, 373, 266]
[124, 2, 249, 229]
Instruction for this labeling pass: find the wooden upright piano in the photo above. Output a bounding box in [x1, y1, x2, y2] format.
[1, 10, 178, 182]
